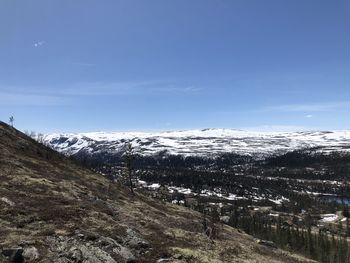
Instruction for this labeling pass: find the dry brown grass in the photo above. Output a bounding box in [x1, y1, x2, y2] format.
[0, 122, 315, 262]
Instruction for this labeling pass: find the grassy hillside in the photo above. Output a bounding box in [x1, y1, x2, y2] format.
[0, 122, 314, 262]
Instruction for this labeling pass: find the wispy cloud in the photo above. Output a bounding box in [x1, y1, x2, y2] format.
[0, 92, 68, 106]
[305, 114, 313, 118]
[51, 81, 201, 96]
[261, 102, 350, 112]
[0, 80, 199, 106]
[34, 41, 45, 48]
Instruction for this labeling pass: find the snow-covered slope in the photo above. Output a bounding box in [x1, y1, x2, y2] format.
[43, 129, 350, 158]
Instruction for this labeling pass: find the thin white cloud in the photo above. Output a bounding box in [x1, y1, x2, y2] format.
[261, 102, 350, 112]
[49, 81, 201, 96]
[0, 80, 199, 106]
[305, 114, 313, 118]
[56, 81, 163, 96]
[0, 92, 68, 106]
[34, 41, 45, 47]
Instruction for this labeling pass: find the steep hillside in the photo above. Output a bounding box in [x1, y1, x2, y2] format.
[0, 122, 313, 263]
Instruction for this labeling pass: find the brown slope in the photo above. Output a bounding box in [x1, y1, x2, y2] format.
[0, 122, 314, 263]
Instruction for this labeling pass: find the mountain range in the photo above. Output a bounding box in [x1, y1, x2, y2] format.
[43, 129, 350, 160]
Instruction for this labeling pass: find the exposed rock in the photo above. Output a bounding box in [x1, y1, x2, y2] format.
[255, 239, 277, 248]
[156, 258, 172, 262]
[48, 236, 117, 263]
[112, 244, 135, 260]
[46, 234, 138, 263]
[1, 197, 15, 206]
[98, 236, 116, 247]
[68, 247, 83, 262]
[22, 246, 40, 262]
[124, 229, 150, 250]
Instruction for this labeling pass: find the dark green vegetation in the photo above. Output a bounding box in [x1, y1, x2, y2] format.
[134, 152, 350, 263]
[228, 209, 350, 263]
[0, 121, 314, 262]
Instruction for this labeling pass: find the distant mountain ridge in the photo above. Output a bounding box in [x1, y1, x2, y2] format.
[43, 128, 350, 159]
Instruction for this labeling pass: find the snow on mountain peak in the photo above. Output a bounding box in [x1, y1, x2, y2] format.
[43, 129, 350, 157]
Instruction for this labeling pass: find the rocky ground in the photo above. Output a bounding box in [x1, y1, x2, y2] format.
[0, 122, 315, 262]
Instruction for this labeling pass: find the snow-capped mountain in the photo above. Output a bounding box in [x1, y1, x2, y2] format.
[43, 129, 350, 158]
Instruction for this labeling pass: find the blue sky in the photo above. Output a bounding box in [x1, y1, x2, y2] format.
[1, 0, 350, 133]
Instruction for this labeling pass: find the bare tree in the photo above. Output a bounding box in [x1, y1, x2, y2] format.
[30, 131, 36, 139]
[125, 143, 135, 195]
[9, 116, 14, 127]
